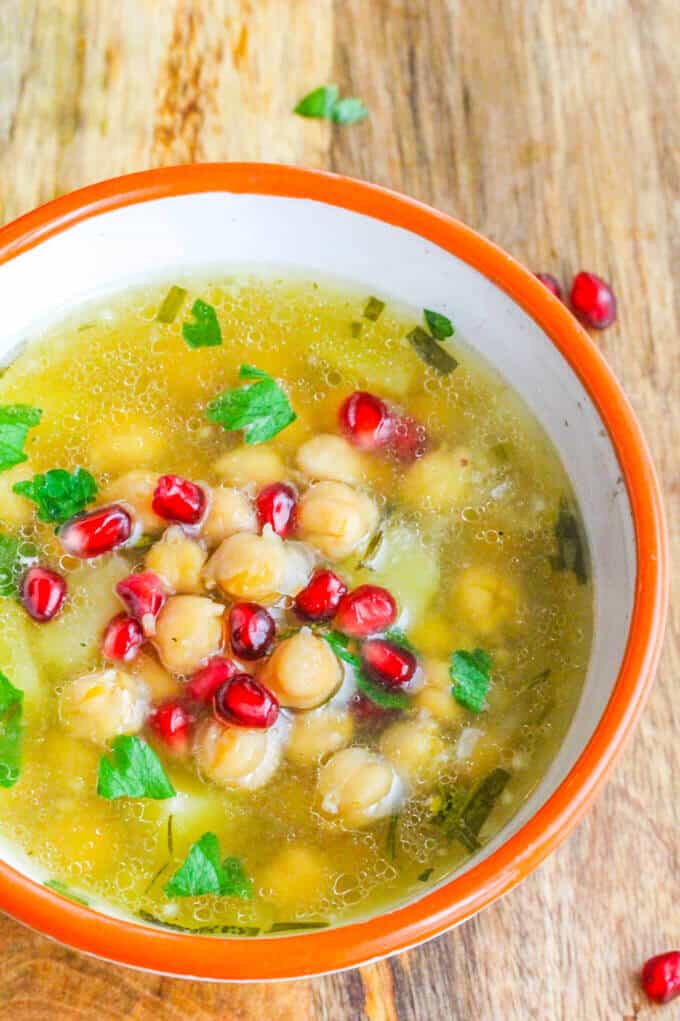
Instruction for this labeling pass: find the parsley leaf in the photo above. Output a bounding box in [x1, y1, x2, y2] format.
[44, 879, 89, 905]
[383, 628, 416, 652]
[0, 671, 23, 788]
[424, 308, 455, 340]
[406, 326, 458, 374]
[97, 735, 176, 800]
[450, 648, 492, 713]
[157, 285, 187, 324]
[322, 630, 361, 668]
[13, 467, 97, 524]
[0, 533, 36, 597]
[181, 299, 222, 349]
[356, 671, 410, 709]
[294, 84, 368, 124]
[164, 832, 253, 899]
[206, 365, 296, 444]
[0, 405, 42, 473]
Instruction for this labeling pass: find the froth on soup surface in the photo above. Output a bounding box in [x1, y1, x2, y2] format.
[0, 275, 592, 934]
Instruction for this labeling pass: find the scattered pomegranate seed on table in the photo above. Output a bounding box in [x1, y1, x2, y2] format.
[116, 571, 167, 631]
[229, 602, 276, 660]
[339, 391, 394, 450]
[334, 584, 397, 637]
[20, 566, 66, 622]
[294, 569, 348, 621]
[59, 504, 133, 558]
[214, 673, 279, 729]
[570, 271, 617, 329]
[535, 272, 564, 300]
[148, 699, 194, 750]
[361, 638, 417, 690]
[389, 414, 429, 463]
[152, 474, 206, 525]
[186, 657, 238, 703]
[102, 613, 144, 662]
[641, 951, 680, 1005]
[256, 482, 297, 537]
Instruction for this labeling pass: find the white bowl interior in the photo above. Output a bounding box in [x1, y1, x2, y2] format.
[0, 193, 636, 921]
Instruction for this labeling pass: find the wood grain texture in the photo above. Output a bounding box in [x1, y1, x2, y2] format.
[0, 1, 678, 1018]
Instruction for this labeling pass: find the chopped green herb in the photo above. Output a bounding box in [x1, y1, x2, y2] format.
[460, 768, 510, 840]
[525, 668, 551, 690]
[268, 921, 329, 932]
[294, 85, 368, 125]
[76, 322, 96, 333]
[552, 498, 588, 584]
[144, 861, 170, 895]
[157, 285, 187, 324]
[424, 308, 454, 340]
[450, 648, 492, 713]
[356, 671, 410, 709]
[0, 533, 34, 598]
[13, 467, 97, 524]
[350, 321, 363, 338]
[138, 910, 259, 936]
[357, 527, 384, 569]
[418, 868, 434, 882]
[181, 298, 222, 349]
[386, 813, 399, 860]
[167, 814, 174, 854]
[406, 326, 458, 375]
[490, 441, 511, 463]
[383, 628, 416, 653]
[431, 784, 468, 838]
[363, 296, 385, 321]
[164, 832, 253, 900]
[97, 735, 175, 800]
[432, 769, 510, 852]
[322, 630, 361, 669]
[0, 405, 42, 473]
[206, 364, 296, 445]
[44, 879, 89, 906]
[0, 671, 23, 788]
[130, 533, 155, 552]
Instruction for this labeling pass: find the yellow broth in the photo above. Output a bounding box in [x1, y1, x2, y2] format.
[0, 275, 592, 933]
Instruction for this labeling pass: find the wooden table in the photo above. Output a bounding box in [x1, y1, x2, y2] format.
[0, 2, 678, 1018]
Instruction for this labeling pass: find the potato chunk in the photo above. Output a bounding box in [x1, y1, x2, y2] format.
[452, 565, 521, 636]
[89, 418, 164, 473]
[296, 434, 365, 484]
[193, 717, 282, 789]
[153, 595, 224, 675]
[260, 630, 342, 710]
[59, 668, 150, 744]
[200, 485, 257, 548]
[297, 481, 378, 561]
[400, 447, 473, 512]
[259, 846, 330, 907]
[145, 526, 207, 594]
[215, 445, 285, 488]
[318, 747, 403, 828]
[0, 463, 34, 526]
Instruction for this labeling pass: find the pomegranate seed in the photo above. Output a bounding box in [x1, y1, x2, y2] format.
[229, 602, 275, 660]
[641, 951, 680, 1005]
[186, 657, 238, 703]
[389, 414, 429, 463]
[334, 584, 397, 637]
[294, 569, 348, 621]
[102, 613, 144, 662]
[362, 638, 417, 689]
[20, 566, 66, 622]
[339, 391, 394, 450]
[256, 482, 297, 537]
[116, 571, 167, 632]
[214, 674, 279, 729]
[60, 504, 133, 558]
[535, 273, 563, 300]
[152, 474, 206, 525]
[349, 691, 399, 726]
[148, 699, 194, 751]
[570, 271, 617, 329]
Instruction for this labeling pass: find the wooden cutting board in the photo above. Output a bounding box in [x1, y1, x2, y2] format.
[0, 2, 677, 1018]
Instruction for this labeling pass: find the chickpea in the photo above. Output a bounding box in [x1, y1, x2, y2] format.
[317, 747, 403, 828]
[260, 630, 342, 710]
[130, 650, 182, 701]
[202, 528, 311, 602]
[153, 595, 224, 675]
[452, 565, 521, 636]
[259, 846, 330, 907]
[89, 418, 164, 474]
[297, 481, 379, 561]
[0, 463, 34, 526]
[145, 526, 207, 594]
[102, 470, 165, 535]
[59, 669, 150, 745]
[193, 717, 281, 790]
[200, 485, 257, 548]
[400, 447, 473, 512]
[296, 434, 365, 484]
[414, 658, 467, 725]
[379, 715, 446, 784]
[287, 708, 353, 766]
[215, 445, 285, 488]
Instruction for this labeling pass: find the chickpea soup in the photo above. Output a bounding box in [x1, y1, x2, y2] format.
[0, 276, 592, 935]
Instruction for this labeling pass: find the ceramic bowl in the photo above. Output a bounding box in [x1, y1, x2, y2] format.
[0, 165, 668, 980]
